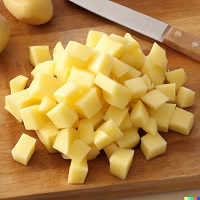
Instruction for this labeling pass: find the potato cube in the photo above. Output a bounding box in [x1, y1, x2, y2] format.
[31, 61, 55, 77]
[125, 77, 147, 99]
[109, 148, 134, 180]
[78, 119, 94, 145]
[86, 30, 105, 48]
[53, 128, 78, 155]
[86, 110, 104, 129]
[147, 42, 168, 68]
[68, 158, 88, 184]
[74, 87, 102, 119]
[169, 107, 194, 135]
[115, 128, 140, 148]
[140, 133, 167, 160]
[119, 113, 133, 131]
[155, 83, 176, 102]
[9, 75, 28, 94]
[95, 34, 127, 58]
[87, 51, 114, 76]
[67, 139, 91, 163]
[12, 133, 36, 165]
[47, 102, 78, 129]
[176, 86, 195, 108]
[120, 53, 135, 68]
[130, 100, 149, 129]
[67, 66, 95, 91]
[165, 68, 187, 91]
[97, 119, 123, 142]
[124, 33, 140, 49]
[94, 130, 112, 150]
[103, 106, 129, 127]
[53, 41, 65, 63]
[141, 89, 169, 110]
[36, 121, 59, 153]
[102, 83, 132, 109]
[39, 96, 57, 114]
[87, 144, 100, 161]
[54, 81, 83, 105]
[103, 142, 119, 159]
[30, 45, 52, 67]
[29, 73, 64, 101]
[20, 105, 49, 130]
[152, 103, 176, 132]
[142, 117, 158, 136]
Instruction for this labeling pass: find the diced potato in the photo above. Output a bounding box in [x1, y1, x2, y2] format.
[176, 86, 195, 108]
[78, 119, 94, 145]
[94, 129, 112, 150]
[115, 128, 140, 148]
[124, 77, 147, 99]
[140, 133, 167, 160]
[74, 87, 102, 119]
[86, 30, 105, 48]
[141, 89, 169, 110]
[12, 133, 36, 165]
[97, 119, 123, 142]
[142, 117, 158, 136]
[155, 83, 176, 102]
[165, 68, 187, 91]
[68, 158, 88, 184]
[169, 107, 194, 135]
[119, 113, 133, 131]
[9, 75, 28, 94]
[39, 96, 57, 114]
[29, 73, 64, 101]
[87, 51, 114, 76]
[30, 45, 52, 67]
[109, 148, 134, 180]
[103, 106, 129, 127]
[152, 103, 176, 132]
[47, 102, 78, 129]
[53, 128, 78, 155]
[120, 53, 135, 68]
[87, 144, 100, 161]
[54, 80, 83, 105]
[53, 41, 65, 63]
[147, 42, 168, 68]
[31, 60, 55, 77]
[103, 142, 119, 159]
[36, 121, 59, 153]
[95, 34, 127, 58]
[102, 83, 132, 109]
[20, 105, 49, 130]
[86, 110, 104, 129]
[130, 100, 149, 129]
[123, 33, 140, 49]
[67, 66, 95, 91]
[67, 139, 91, 163]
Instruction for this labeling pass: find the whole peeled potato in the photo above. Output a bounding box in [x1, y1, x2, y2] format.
[3, 0, 53, 25]
[0, 14, 10, 53]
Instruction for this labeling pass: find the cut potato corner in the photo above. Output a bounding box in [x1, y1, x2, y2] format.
[53, 128, 78, 155]
[53, 41, 65, 63]
[68, 158, 88, 184]
[86, 30, 105, 48]
[87, 144, 100, 161]
[141, 133, 167, 160]
[39, 96, 57, 114]
[36, 121, 59, 153]
[103, 142, 119, 159]
[30, 45, 52, 67]
[12, 133, 36, 165]
[176, 86, 195, 108]
[9, 75, 28, 94]
[109, 148, 134, 180]
[142, 117, 158, 136]
[169, 107, 194, 135]
[119, 113, 133, 131]
[123, 33, 140, 49]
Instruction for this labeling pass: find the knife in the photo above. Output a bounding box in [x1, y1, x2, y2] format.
[69, 0, 200, 62]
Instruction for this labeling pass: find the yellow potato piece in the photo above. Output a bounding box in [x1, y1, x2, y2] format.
[9, 75, 28, 94]
[12, 133, 36, 165]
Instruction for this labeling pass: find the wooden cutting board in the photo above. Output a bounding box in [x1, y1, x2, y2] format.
[0, 0, 200, 199]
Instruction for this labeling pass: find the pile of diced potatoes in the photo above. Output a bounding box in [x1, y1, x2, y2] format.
[5, 30, 195, 184]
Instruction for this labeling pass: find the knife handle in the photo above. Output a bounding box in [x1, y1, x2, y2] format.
[162, 26, 200, 62]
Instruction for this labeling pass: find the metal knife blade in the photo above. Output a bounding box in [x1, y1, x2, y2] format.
[69, 0, 200, 62]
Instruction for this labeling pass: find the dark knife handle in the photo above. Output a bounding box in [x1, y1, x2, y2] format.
[162, 26, 200, 62]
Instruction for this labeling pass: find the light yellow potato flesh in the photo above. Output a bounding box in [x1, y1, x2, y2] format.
[3, 0, 53, 25]
[0, 14, 10, 53]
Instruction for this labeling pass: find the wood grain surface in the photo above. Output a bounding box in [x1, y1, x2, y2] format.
[0, 0, 200, 199]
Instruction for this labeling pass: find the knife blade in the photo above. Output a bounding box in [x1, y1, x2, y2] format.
[69, 0, 200, 62]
